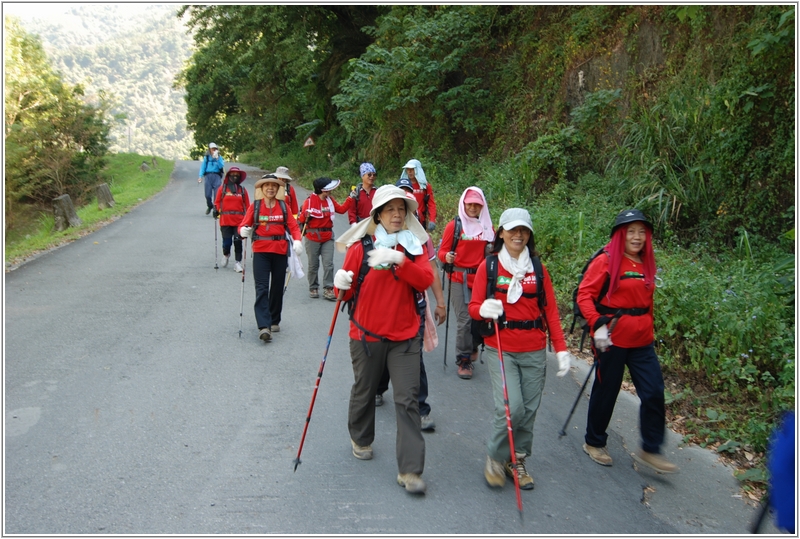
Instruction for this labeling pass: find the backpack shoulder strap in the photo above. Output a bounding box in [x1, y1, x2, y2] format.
[279, 200, 287, 225]
[485, 254, 499, 299]
[532, 255, 547, 310]
[253, 199, 261, 228]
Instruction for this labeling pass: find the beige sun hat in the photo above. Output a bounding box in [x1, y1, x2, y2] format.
[336, 185, 426, 252]
[254, 174, 286, 201]
[274, 166, 293, 181]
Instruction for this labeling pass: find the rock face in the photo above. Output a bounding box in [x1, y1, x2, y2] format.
[52, 194, 82, 232]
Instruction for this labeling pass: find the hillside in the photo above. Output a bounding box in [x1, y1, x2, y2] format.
[8, 4, 194, 159]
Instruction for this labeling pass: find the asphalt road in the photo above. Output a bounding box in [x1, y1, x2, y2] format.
[4, 161, 775, 534]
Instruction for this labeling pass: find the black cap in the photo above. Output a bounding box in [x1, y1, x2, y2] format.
[396, 177, 413, 191]
[611, 209, 653, 235]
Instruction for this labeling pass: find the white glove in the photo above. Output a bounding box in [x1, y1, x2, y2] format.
[239, 226, 253, 239]
[479, 298, 504, 320]
[556, 351, 573, 377]
[334, 269, 354, 290]
[293, 239, 303, 255]
[367, 248, 405, 268]
[593, 324, 613, 352]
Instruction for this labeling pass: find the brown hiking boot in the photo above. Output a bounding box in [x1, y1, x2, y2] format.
[397, 473, 426, 494]
[504, 453, 534, 490]
[456, 355, 473, 379]
[309, 289, 319, 299]
[351, 439, 373, 460]
[583, 443, 613, 466]
[323, 287, 336, 301]
[633, 450, 679, 474]
[259, 328, 272, 343]
[484, 455, 505, 488]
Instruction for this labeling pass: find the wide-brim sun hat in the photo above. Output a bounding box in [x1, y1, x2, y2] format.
[498, 207, 533, 232]
[611, 208, 653, 235]
[274, 166, 293, 181]
[226, 167, 247, 183]
[254, 174, 286, 201]
[336, 185, 425, 252]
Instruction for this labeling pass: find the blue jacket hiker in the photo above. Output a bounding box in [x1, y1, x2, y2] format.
[198, 142, 225, 214]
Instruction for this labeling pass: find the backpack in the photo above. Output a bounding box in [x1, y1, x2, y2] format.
[252, 199, 289, 243]
[203, 153, 224, 176]
[347, 235, 427, 351]
[471, 253, 547, 338]
[443, 217, 463, 272]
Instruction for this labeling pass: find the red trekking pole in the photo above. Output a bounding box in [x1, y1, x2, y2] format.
[494, 321, 523, 517]
[293, 290, 345, 471]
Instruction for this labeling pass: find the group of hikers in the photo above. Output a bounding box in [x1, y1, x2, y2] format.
[198, 142, 678, 496]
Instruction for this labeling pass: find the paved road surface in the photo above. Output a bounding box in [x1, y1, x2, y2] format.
[5, 161, 774, 534]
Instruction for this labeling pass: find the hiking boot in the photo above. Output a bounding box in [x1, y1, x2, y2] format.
[397, 473, 426, 494]
[456, 355, 473, 379]
[351, 439, 373, 460]
[375, 394, 384, 407]
[259, 328, 272, 343]
[633, 449, 679, 474]
[504, 453, 534, 490]
[205, 207, 212, 215]
[484, 455, 505, 488]
[420, 414, 435, 431]
[221, 255, 229, 268]
[270, 324, 280, 333]
[583, 443, 613, 466]
[234, 261, 243, 273]
[309, 289, 319, 299]
[323, 287, 336, 301]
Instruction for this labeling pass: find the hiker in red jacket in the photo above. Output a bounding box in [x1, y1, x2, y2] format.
[578, 209, 678, 474]
[400, 159, 437, 231]
[438, 186, 494, 379]
[333, 185, 434, 494]
[213, 167, 250, 272]
[298, 177, 353, 300]
[273, 166, 299, 219]
[348, 162, 378, 225]
[238, 174, 303, 343]
[469, 207, 572, 491]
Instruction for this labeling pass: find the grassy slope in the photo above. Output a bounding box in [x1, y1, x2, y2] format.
[5, 153, 173, 269]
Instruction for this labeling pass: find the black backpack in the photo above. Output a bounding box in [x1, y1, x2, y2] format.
[569, 247, 610, 352]
[471, 253, 547, 338]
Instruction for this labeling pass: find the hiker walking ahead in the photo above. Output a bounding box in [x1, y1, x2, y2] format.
[299, 177, 353, 300]
[333, 185, 434, 494]
[438, 186, 494, 379]
[273, 166, 299, 219]
[214, 167, 250, 272]
[198, 142, 225, 215]
[578, 209, 678, 474]
[399, 159, 437, 231]
[238, 174, 303, 343]
[469, 208, 572, 490]
[348, 162, 378, 225]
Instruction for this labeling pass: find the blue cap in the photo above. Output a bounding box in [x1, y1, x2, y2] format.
[395, 177, 413, 191]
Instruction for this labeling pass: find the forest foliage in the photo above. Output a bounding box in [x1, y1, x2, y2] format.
[179, 5, 795, 458]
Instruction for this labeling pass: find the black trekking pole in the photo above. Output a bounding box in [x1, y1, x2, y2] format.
[558, 361, 596, 437]
[294, 290, 345, 472]
[213, 214, 219, 271]
[494, 321, 523, 518]
[442, 264, 453, 368]
[238, 238, 248, 338]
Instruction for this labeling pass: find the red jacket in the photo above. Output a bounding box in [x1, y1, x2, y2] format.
[576, 254, 654, 348]
[214, 182, 250, 227]
[437, 218, 491, 287]
[298, 194, 353, 243]
[285, 184, 300, 218]
[336, 240, 434, 342]
[469, 257, 567, 354]
[239, 199, 301, 254]
[348, 184, 377, 224]
[411, 180, 437, 226]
